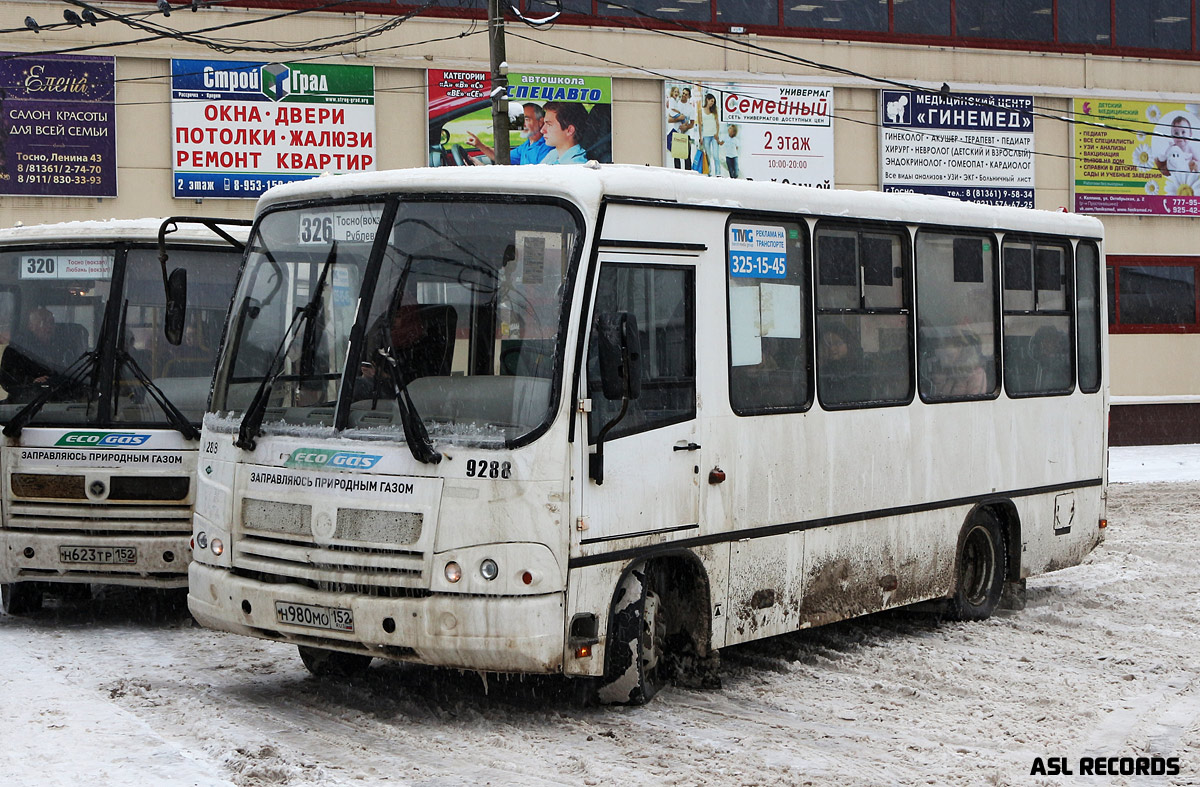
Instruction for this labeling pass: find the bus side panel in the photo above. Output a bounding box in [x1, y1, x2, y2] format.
[724, 531, 804, 645]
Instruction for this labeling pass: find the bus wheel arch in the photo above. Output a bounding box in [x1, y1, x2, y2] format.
[596, 553, 716, 705]
[947, 506, 1009, 621]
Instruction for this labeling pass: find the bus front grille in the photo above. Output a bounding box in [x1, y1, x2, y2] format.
[10, 473, 191, 503]
[5, 501, 193, 535]
[233, 532, 426, 591]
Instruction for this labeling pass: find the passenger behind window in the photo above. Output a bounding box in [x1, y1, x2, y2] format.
[818, 322, 871, 404]
[925, 324, 989, 398]
[1027, 324, 1071, 391]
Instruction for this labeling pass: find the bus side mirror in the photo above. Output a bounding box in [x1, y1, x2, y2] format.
[165, 267, 188, 346]
[596, 311, 642, 401]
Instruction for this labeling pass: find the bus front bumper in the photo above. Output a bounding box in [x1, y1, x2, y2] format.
[0, 530, 190, 587]
[188, 562, 566, 674]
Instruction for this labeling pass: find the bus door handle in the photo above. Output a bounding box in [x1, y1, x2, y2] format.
[673, 442, 702, 452]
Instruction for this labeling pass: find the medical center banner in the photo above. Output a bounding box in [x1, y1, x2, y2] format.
[172, 59, 375, 199]
[879, 90, 1034, 208]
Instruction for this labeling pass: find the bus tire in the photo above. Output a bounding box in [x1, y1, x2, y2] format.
[948, 511, 1007, 621]
[2, 582, 43, 616]
[297, 645, 373, 678]
[597, 565, 669, 705]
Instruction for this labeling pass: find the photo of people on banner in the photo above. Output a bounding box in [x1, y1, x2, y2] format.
[665, 81, 740, 177]
[428, 70, 612, 167]
[664, 80, 834, 188]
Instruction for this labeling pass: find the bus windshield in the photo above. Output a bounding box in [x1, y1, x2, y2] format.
[0, 243, 243, 428]
[212, 197, 582, 447]
[0, 246, 113, 424]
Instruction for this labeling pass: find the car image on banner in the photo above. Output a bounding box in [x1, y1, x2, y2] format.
[428, 70, 612, 167]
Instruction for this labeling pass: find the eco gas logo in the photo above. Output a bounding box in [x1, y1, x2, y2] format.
[55, 432, 151, 447]
[285, 448, 381, 471]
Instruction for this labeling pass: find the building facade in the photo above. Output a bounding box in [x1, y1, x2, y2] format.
[1, 0, 1198, 441]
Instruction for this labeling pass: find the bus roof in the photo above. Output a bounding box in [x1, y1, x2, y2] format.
[255, 164, 1105, 240]
[0, 218, 250, 246]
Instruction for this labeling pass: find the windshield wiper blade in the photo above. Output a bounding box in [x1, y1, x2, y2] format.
[236, 242, 337, 450]
[1, 350, 97, 438]
[376, 347, 441, 465]
[117, 349, 199, 441]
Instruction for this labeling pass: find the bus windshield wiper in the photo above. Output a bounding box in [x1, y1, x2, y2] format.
[114, 300, 199, 440]
[236, 242, 337, 450]
[1, 350, 96, 438]
[375, 345, 441, 465]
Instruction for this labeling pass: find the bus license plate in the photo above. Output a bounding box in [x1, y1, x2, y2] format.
[59, 546, 137, 564]
[274, 601, 354, 632]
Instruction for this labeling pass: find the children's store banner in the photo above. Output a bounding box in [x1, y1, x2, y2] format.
[1074, 98, 1200, 215]
[662, 81, 834, 188]
[879, 90, 1034, 208]
[428, 70, 612, 167]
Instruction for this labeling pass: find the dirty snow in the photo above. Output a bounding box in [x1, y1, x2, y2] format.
[1, 444, 1197, 786]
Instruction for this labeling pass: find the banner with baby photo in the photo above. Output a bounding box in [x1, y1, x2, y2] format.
[662, 81, 834, 188]
[1073, 97, 1200, 215]
[428, 70, 612, 167]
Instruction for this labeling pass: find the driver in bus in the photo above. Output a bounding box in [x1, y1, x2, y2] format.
[355, 286, 455, 399]
[0, 308, 75, 401]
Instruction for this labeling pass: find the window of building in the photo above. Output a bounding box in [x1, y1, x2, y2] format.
[1108, 256, 1200, 332]
[1058, 0, 1112, 44]
[715, 0, 778, 26]
[1003, 238, 1073, 396]
[894, 0, 952, 36]
[784, 0, 888, 32]
[1115, 0, 1191, 50]
[727, 217, 810, 414]
[916, 231, 999, 402]
[1076, 241, 1102, 393]
[956, 0, 1054, 41]
[588, 264, 696, 441]
[814, 222, 911, 408]
[599, 0, 711, 22]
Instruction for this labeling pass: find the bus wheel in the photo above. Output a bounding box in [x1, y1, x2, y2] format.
[1, 582, 43, 616]
[297, 645, 373, 678]
[948, 511, 1007, 621]
[597, 565, 669, 705]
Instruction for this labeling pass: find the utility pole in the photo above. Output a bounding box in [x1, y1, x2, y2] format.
[487, 0, 510, 165]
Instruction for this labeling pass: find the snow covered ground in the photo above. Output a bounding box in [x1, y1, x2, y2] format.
[2, 445, 1198, 786]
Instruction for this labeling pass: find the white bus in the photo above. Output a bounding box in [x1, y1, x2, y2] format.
[189, 166, 1106, 703]
[0, 218, 249, 614]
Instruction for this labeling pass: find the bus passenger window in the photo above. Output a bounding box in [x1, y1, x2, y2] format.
[1075, 242, 1102, 393]
[727, 218, 810, 414]
[1003, 239, 1073, 396]
[916, 232, 999, 402]
[815, 224, 911, 408]
[587, 264, 695, 442]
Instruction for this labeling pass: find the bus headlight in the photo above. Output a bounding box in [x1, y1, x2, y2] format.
[210, 538, 224, 557]
[479, 559, 498, 581]
[444, 561, 462, 583]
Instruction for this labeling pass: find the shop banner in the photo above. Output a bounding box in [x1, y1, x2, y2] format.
[1073, 98, 1200, 215]
[0, 54, 116, 197]
[172, 59, 375, 199]
[428, 70, 612, 167]
[879, 90, 1034, 208]
[662, 81, 834, 188]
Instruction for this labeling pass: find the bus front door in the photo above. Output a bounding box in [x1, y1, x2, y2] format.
[579, 260, 700, 545]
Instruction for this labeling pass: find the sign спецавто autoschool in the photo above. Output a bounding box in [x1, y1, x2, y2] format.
[880, 90, 1034, 208]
